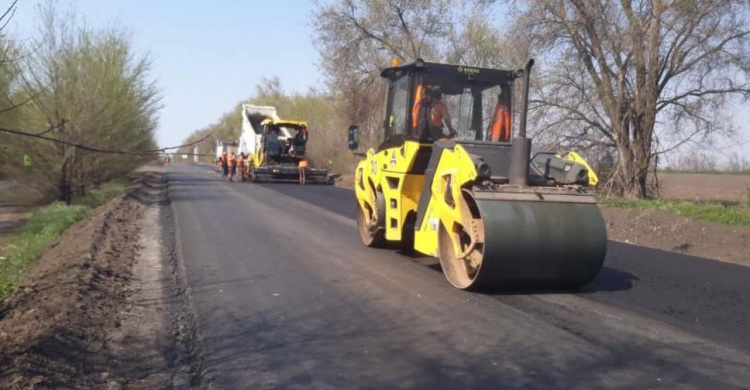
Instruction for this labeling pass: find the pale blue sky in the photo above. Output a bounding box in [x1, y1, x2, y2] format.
[10, 0, 324, 148]
[8, 0, 749, 161]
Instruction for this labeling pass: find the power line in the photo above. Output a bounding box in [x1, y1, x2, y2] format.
[33, 121, 65, 136]
[0, 123, 213, 156]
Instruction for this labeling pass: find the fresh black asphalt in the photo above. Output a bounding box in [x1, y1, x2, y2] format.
[167, 164, 750, 389]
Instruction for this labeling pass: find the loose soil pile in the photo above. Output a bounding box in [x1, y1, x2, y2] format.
[602, 207, 750, 266]
[0, 171, 184, 389]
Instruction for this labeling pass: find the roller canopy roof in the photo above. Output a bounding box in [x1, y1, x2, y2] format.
[380, 59, 520, 94]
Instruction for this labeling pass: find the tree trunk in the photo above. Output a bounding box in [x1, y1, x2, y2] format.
[58, 156, 72, 205]
[615, 129, 651, 200]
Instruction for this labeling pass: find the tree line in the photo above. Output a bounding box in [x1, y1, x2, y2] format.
[0, 3, 160, 203]
[180, 0, 747, 199]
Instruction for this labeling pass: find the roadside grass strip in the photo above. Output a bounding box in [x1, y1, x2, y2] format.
[72, 182, 125, 208]
[0, 183, 125, 298]
[599, 196, 750, 227]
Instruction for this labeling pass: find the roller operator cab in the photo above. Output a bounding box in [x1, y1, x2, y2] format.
[348, 59, 607, 290]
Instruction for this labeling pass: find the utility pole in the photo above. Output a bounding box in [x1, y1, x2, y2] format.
[58, 119, 71, 204]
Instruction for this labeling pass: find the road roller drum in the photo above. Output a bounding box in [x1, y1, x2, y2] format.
[438, 189, 606, 290]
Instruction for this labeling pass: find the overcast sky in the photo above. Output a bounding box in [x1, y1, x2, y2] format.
[8, 0, 749, 162]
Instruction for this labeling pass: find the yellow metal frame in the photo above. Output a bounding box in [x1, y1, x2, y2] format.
[355, 141, 426, 241]
[558, 151, 600, 186]
[355, 141, 477, 255]
[412, 145, 477, 256]
[355, 140, 599, 258]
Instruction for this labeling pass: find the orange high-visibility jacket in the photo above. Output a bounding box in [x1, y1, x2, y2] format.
[489, 104, 511, 142]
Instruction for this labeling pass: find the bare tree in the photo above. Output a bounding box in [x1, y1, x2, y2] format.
[445, 6, 529, 69]
[312, 0, 524, 153]
[315, 0, 453, 68]
[676, 150, 718, 172]
[511, 0, 749, 199]
[0, 0, 22, 114]
[313, 0, 456, 148]
[1, 5, 161, 202]
[726, 151, 749, 172]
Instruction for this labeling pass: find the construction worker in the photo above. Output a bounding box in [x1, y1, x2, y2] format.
[219, 152, 229, 177]
[290, 127, 308, 156]
[228, 150, 236, 182]
[266, 126, 281, 163]
[298, 158, 308, 185]
[237, 153, 245, 182]
[428, 89, 457, 139]
[489, 89, 513, 142]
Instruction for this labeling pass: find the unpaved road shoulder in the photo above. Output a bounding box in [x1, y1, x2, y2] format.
[602, 207, 750, 266]
[0, 170, 193, 389]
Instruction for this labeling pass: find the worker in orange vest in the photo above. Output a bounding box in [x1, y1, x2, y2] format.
[489, 88, 513, 142]
[219, 152, 227, 176]
[228, 150, 236, 182]
[237, 153, 245, 182]
[298, 158, 308, 185]
[489, 102, 511, 142]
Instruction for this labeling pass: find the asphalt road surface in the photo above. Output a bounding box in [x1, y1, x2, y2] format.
[166, 164, 750, 389]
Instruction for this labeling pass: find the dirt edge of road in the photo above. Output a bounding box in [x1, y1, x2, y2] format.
[0, 169, 206, 389]
[600, 207, 749, 266]
[160, 174, 210, 389]
[334, 175, 750, 267]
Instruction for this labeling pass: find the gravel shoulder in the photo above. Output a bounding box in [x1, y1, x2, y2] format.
[0, 169, 193, 389]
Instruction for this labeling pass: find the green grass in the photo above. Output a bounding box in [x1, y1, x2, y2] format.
[658, 168, 750, 175]
[72, 182, 126, 208]
[598, 196, 750, 226]
[0, 182, 126, 298]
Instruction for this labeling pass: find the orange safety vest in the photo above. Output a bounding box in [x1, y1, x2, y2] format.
[489, 104, 511, 142]
[411, 84, 424, 129]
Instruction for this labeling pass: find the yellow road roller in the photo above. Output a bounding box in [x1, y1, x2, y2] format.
[347, 59, 607, 290]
